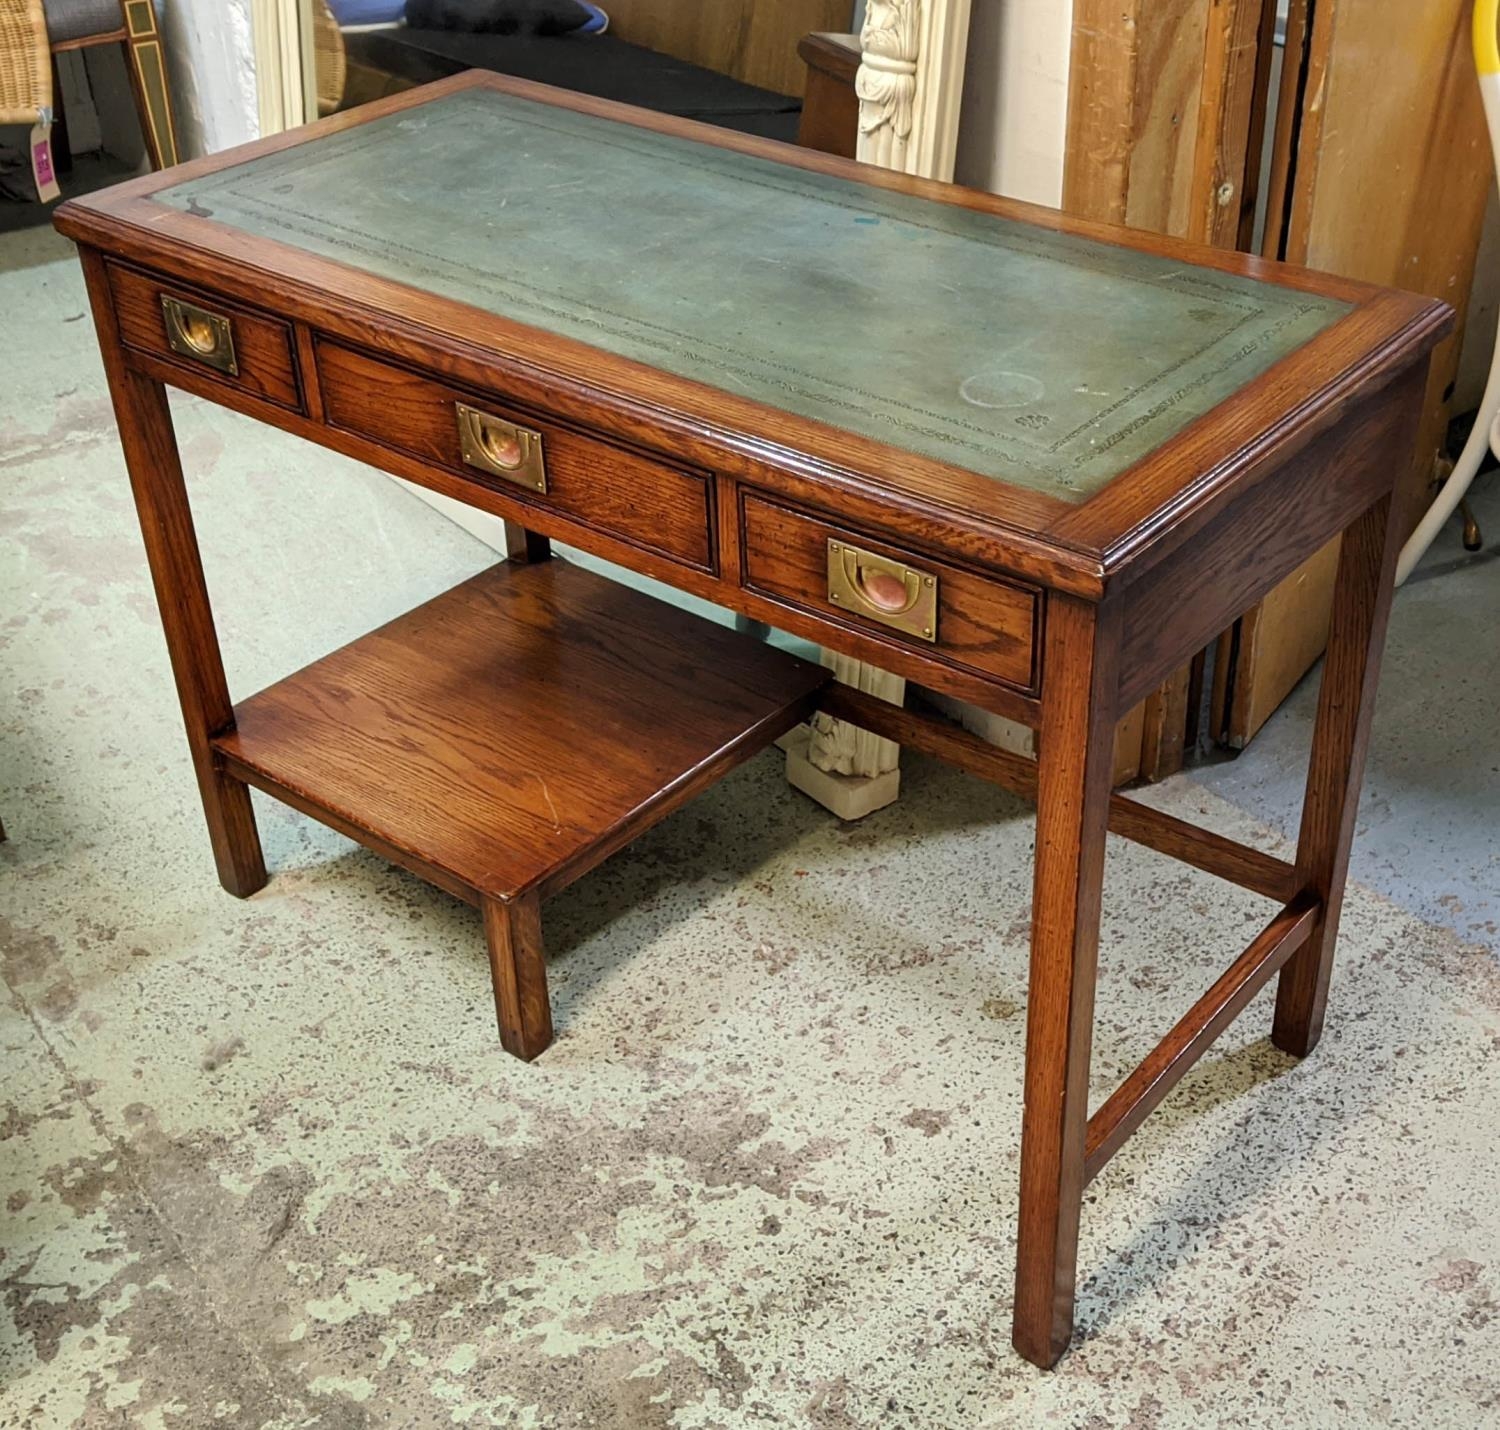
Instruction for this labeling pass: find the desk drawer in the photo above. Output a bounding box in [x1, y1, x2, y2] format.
[316, 340, 714, 572]
[106, 262, 302, 411]
[741, 494, 1039, 692]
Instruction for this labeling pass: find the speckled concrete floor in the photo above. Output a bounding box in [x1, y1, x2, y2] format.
[3, 222, 1499, 1429]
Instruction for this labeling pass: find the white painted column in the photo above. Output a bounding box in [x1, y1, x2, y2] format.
[159, 0, 261, 157]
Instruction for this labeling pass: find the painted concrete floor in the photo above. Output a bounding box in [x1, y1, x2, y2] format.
[2, 220, 1499, 1429]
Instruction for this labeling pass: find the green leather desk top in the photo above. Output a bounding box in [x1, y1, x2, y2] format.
[155, 87, 1349, 504]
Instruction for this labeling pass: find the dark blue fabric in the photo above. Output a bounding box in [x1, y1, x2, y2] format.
[403, 1, 596, 33]
[327, 0, 408, 23]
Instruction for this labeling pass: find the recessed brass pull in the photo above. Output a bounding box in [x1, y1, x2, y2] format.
[826, 538, 938, 642]
[455, 402, 547, 493]
[161, 294, 237, 375]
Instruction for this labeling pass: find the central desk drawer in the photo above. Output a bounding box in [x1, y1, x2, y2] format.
[741, 494, 1039, 693]
[316, 340, 714, 572]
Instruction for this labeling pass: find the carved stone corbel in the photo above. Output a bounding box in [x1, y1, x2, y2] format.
[855, 0, 921, 172]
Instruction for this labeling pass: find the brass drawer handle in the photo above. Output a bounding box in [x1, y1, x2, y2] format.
[826, 538, 938, 642]
[455, 402, 547, 493]
[161, 294, 237, 375]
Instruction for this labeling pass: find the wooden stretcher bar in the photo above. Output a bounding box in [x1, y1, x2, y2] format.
[815, 683, 1299, 901]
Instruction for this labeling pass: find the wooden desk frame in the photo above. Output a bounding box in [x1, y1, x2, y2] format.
[56, 71, 1449, 1369]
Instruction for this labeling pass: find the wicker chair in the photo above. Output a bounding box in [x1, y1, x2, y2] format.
[313, 0, 347, 116]
[44, 0, 179, 169]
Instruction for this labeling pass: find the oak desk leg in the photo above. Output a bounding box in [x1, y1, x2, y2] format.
[502, 520, 551, 565]
[84, 255, 266, 897]
[483, 893, 553, 1060]
[1012, 595, 1120, 1368]
[1273, 494, 1401, 1056]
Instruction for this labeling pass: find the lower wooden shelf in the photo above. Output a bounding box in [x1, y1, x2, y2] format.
[211, 559, 829, 905]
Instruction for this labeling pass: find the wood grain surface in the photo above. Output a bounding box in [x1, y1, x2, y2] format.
[740, 492, 1039, 693]
[106, 259, 303, 411]
[603, 0, 851, 98]
[316, 337, 715, 573]
[80, 248, 269, 899]
[1012, 594, 1120, 1368]
[213, 560, 828, 903]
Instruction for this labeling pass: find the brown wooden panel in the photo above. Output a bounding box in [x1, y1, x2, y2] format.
[797, 32, 859, 158]
[1212, 0, 1489, 750]
[602, 0, 853, 97]
[1064, 0, 1269, 245]
[741, 491, 1039, 693]
[1211, 539, 1341, 748]
[105, 260, 302, 411]
[316, 337, 715, 573]
[1063, 0, 1275, 781]
[214, 560, 828, 903]
[1116, 364, 1424, 710]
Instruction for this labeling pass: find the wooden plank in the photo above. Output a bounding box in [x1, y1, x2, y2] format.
[1139, 667, 1190, 781]
[1123, 2, 1209, 234]
[1294, 0, 1489, 522]
[1066, 0, 1269, 249]
[796, 32, 859, 158]
[213, 560, 829, 902]
[1187, 0, 1270, 246]
[1012, 595, 1120, 1367]
[601, 0, 854, 98]
[1223, 0, 1492, 748]
[1061, 0, 1132, 215]
[1258, 0, 1310, 262]
[816, 684, 1299, 901]
[1211, 540, 1340, 748]
[1063, 0, 1139, 223]
[1065, 0, 1276, 778]
[1274, 494, 1406, 1054]
[1111, 697, 1147, 785]
[1234, 0, 1282, 251]
[1084, 894, 1319, 1181]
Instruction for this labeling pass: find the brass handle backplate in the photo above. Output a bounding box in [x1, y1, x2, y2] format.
[161, 294, 237, 376]
[826, 538, 938, 642]
[455, 402, 547, 493]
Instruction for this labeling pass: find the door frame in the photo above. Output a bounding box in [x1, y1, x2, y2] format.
[251, 0, 317, 137]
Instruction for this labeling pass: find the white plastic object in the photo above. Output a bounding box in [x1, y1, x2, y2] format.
[1395, 0, 1500, 583]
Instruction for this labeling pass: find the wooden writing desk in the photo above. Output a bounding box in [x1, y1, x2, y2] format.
[55, 71, 1449, 1368]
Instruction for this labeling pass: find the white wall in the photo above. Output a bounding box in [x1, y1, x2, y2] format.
[159, 0, 260, 157]
[952, 0, 1071, 206]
